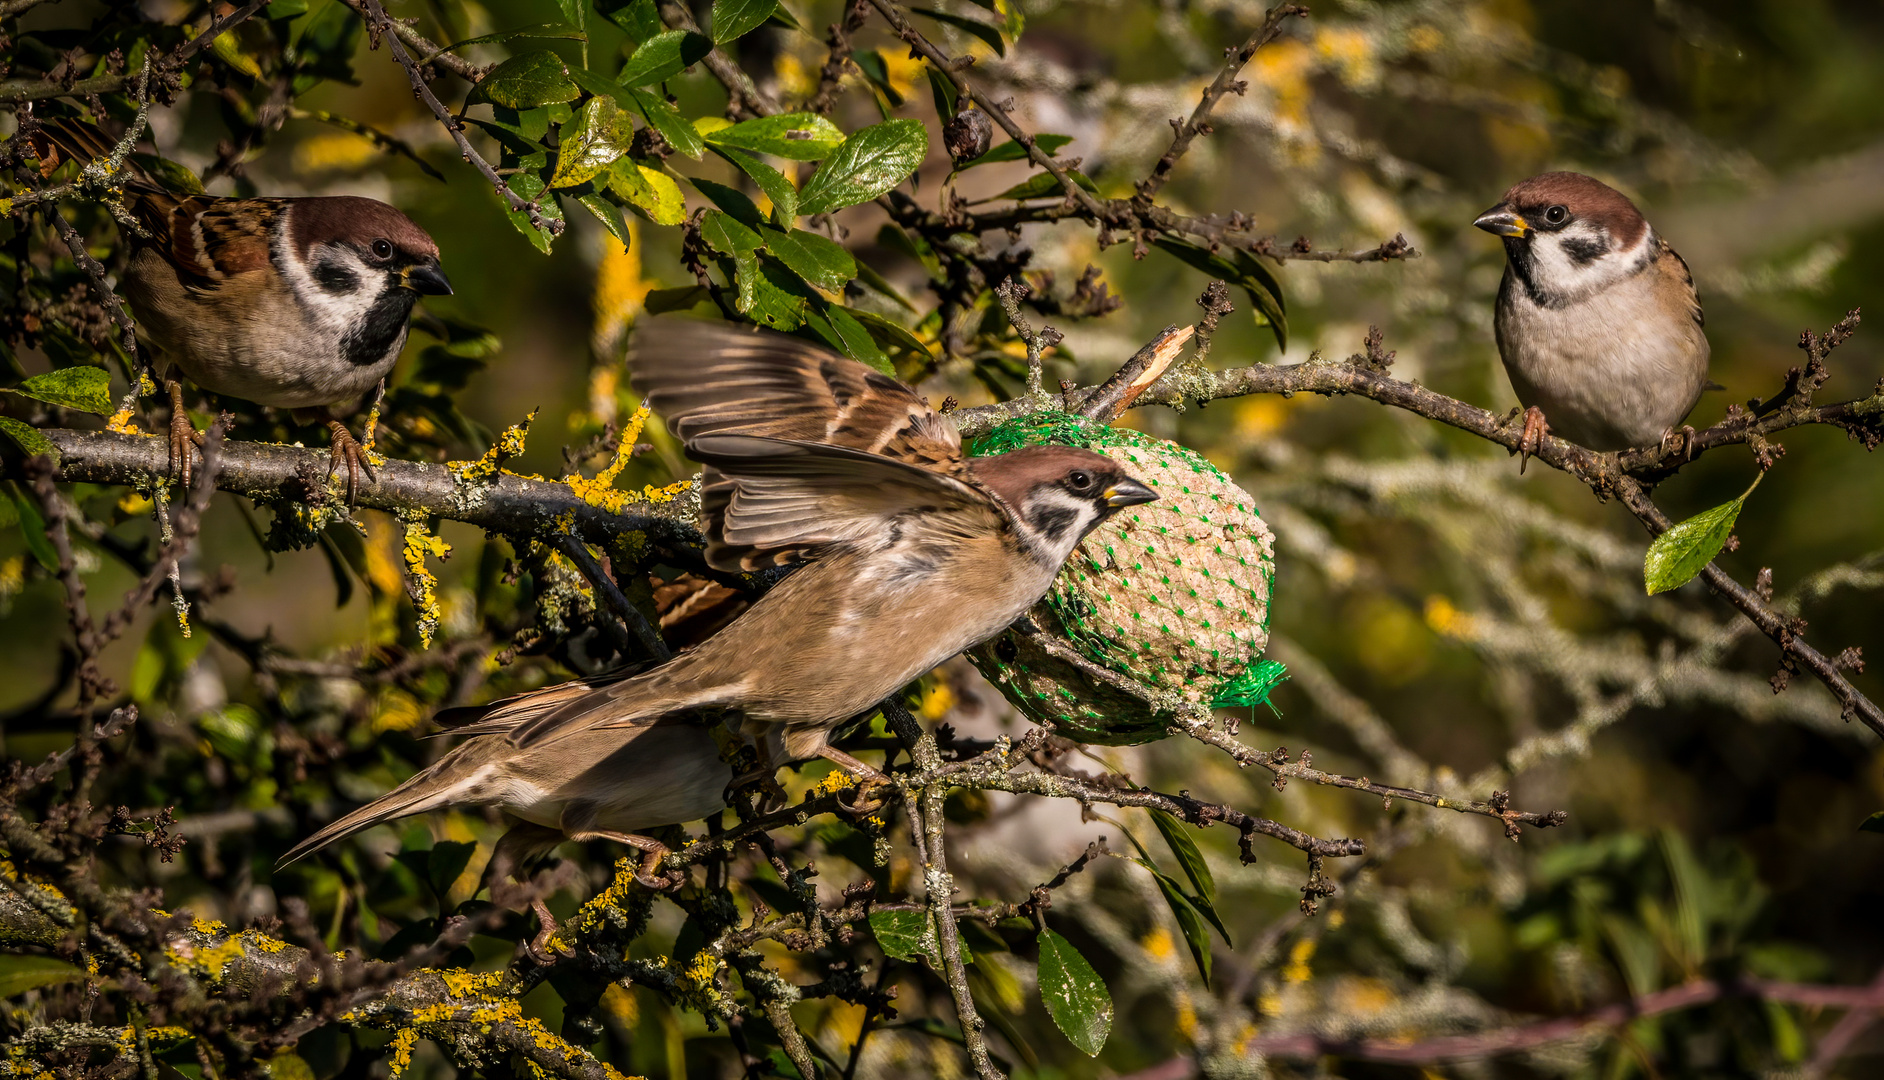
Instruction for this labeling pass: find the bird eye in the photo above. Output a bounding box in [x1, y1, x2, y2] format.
[1067, 470, 1093, 492]
[370, 238, 394, 260]
[1543, 205, 1568, 225]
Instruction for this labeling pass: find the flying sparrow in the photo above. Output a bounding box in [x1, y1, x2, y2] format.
[444, 318, 1158, 794]
[30, 119, 452, 498]
[279, 678, 742, 957]
[1473, 171, 1711, 469]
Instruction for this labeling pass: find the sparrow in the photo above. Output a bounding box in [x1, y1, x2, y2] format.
[1473, 171, 1711, 469]
[29, 119, 453, 499]
[441, 318, 1159, 792]
[279, 677, 741, 957]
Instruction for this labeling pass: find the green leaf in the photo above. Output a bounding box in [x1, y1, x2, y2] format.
[618, 29, 713, 87]
[993, 168, 1098, 202]
[607, 159, 687, 224]
[4, 482, 58, 572]
[578, 194, 632, 248]
[705, 112, 845, 160]
[797, 119, 930, 217]
[963, 134, 1073, 169]
[497, 168, 564, 253]
[1150, 809, 1216, 905]
[265, 0, 309, 17]
[691, 177, 766, 229]
[876, 223, 944, 282]
[426, 841, 477, 902]
[465, 50, 580, 109]
[810, 304, 891, 374]
[1149, 236, 1288, 350]
[739, 256, 814, 330]
[550, 96, 635, 187]
[869, 908, 927, 960]
[1644, 479, 1761, 595]
[715, 146, 797, 224]
[1141, 861, 1214, 985]
[849, 309, 932, 360]
[5, 367, 112, 415]
[0, 419, 59, 468]
[854, 259, 917, 311]
[711, 0, 777, 45]
[1863, 811, 1884, 834]
[910, 7, 1005, 56]
[426, 22, 585, 59]
[597, 0, 663, 41]
[0, 954, 87, 998]
[702, 209, 764, 259]
[853, 51, 905, 107]
[1036, 929, 1111, 1055]
[927, 67, 959, 123]
[627, 88, 704, 159]
[761, 227, 854, 292]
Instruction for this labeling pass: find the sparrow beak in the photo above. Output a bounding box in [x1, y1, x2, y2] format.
[1473, 205, 1530, 239]
[1103, 478, 1158, 508]
[401, 262, 454, 296]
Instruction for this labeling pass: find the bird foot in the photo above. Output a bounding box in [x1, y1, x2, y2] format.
[1660, 424, 1697, 462]
[726, 767, 788, 814]
[1516, 405, 1549, 474]
[327, 421, 378, 505]
[816, 747, 893, 816]
[525, 899, 571, 964]
[631, 842, 685, 891]
[166, 381, 205, 488]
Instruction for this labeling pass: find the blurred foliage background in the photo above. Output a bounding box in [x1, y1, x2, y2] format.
[2, 0, 1883, 1077]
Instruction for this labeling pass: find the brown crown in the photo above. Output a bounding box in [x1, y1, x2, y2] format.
[287, 196, 440, 261]
[1500, 171, 1649, 247]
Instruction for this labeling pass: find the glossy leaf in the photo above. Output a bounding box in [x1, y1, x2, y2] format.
[811, 304, 891, 374]
[853, 51, 905, 107]
[578, 194, 631, 247]
[797, 119, 929, 217]
[550, 96, 634, 187]
[465, 50, 580, 109]
[910, 7, 1005, 56]
[1149, 236, 1288, 350]
[498, 168, 564, 253]
[1860, 811, 1884, 834]
[1037, 930, 1112, 1055]
[4, 482, 58, 571]
[715, 146, 797, 223]
[1150, 809, 1216, 905]
[5, 367, 112, 415]
[608, 159, 687, 224]
[742, 257, 814, 330]
[993, 168, 1098, 201]
[628, 88, 704, 159]
[0, 419, 59, 469]
[964, 133, 1073, 169]
[1644, 475, 1761, 594]
[711, 0, 777, 45]
[692, 177, 766, 229]
[597, 0, 663, 40]
[618, 30, 713, 87]
[854, 259, 917, 311]
[850, 309, 932, 360]
[0, 954, 87, 998]
[761, 227, 855, 292]
[702, 210, 764, 259]
[927, 66, 959, 123]
[705, 112, 844, 160]
[1141, 860, 1214, 985]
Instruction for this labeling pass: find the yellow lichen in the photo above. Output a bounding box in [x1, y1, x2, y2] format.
[190, 916, 225, 935]
[105, 405, 140, 434]
[453, 410, 537, 487]
[386, 1027, 419, 1078]
[400, 511, 452, 649]
[241, 928, 291, 953]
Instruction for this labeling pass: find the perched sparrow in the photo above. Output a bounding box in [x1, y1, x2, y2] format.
[1473, 171, 1711, 468]
[31, 120, 452, 497]
[447, 319, 1158, 789]
[280, 680, 740, 956]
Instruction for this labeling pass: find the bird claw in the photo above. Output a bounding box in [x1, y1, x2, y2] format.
[526, 899, 571, 965]
[726, 768, 788, 814]
[1516, 405, 1549, 474]
[327, 421, 378, 505]
[1660, 424, 1697, 462]
[166, 382, 205, 489]
[631, 844, 685, 891]
[839, 776, 892, 817]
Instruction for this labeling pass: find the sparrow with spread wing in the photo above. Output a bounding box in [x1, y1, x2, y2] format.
[30, 119, 452, 499]
[1474, 171, 1712, 469]
[450, 318, 1159, 788]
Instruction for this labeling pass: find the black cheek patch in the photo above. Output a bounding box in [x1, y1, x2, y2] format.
[1030, 505, 1079, 544]
[1562, 236, 1609, 265]
[341, 287, 418, 366]
[315, 262, 360, 294]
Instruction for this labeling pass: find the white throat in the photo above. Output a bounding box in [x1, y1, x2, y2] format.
[1518, 223, 1656, 308]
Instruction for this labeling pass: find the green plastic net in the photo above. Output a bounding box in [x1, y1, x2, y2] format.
[966, 412, 1285, 744]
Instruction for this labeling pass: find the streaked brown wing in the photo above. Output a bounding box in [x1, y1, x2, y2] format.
[628, 318, 966, 477]
[691, 434, 1003, 571]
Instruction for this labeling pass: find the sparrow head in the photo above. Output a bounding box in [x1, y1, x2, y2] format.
[277, 197, 451, 366]
[1473, 172, 1653, 306]
[970, 445, 1158, 566]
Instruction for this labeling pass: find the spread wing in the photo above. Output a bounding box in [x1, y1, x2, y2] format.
[629, 319, 991, 570]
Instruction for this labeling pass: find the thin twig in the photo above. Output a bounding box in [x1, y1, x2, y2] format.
[551, 532, 673, 662]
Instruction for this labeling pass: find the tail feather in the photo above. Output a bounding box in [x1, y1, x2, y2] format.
[277, 740, 493, 867]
